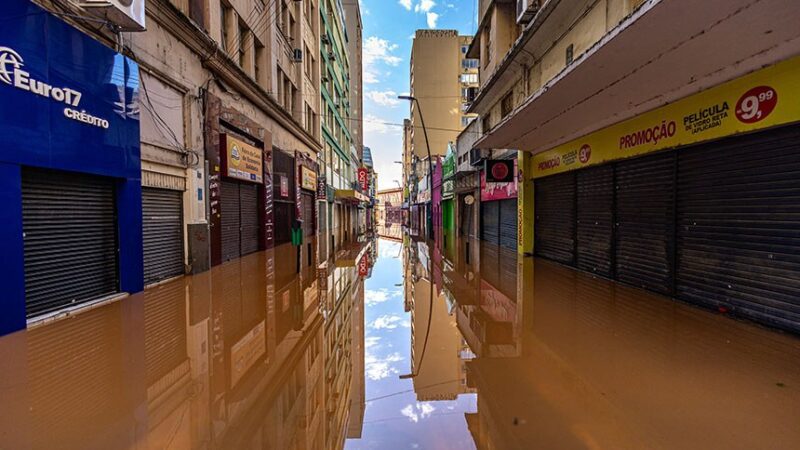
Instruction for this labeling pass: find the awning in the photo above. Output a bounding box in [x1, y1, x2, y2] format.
[335, 189, 370, 203]
[475, 0, 800, 154]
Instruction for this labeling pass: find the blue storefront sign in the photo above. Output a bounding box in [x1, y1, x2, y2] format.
[0, 0, 142, 335]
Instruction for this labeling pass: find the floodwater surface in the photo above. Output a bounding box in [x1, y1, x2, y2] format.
[1, 228, 799, 449]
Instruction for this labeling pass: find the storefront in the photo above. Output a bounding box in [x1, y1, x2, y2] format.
[0, 0, 142, 333]
[480, 160, 518, 250]
[532, 57, 800, 333]
[442, 151, 456, 236]
[219, 134, 264, 262]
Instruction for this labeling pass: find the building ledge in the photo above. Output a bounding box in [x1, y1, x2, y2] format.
[476, 0, 800, 153]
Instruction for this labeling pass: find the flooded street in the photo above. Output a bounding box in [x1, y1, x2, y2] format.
[1, 228, 800, 449]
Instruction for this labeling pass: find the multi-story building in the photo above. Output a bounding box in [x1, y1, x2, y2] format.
[319, 0, 363, 262]
[407, 30, 476, 238]
[464, 0, 800, 334]
[0, 0, 325, 334]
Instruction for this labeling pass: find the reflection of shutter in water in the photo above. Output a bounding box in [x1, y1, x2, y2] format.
[28, 304, 126, 448]
[144, 279, 188, 385]
[22, 169, 118, 318]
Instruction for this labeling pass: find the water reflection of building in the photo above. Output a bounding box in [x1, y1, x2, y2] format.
[407, 240, 475, 402]
[377, 223, 404, 241]
[0, 239, 375, 450]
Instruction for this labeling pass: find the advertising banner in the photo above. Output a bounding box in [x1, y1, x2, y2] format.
[222, 134, 263, 183]
[533, 56, 800, 178]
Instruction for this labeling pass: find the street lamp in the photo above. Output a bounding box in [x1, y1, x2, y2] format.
[398, 95, 433, 240]
[393, 179, 401, 188]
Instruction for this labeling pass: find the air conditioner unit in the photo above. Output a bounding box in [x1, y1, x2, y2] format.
[293, 48, 303, 62]
[516, 0, 541, 25]
[321, 35, 331, 45]
[79, 0, 146, 32]
[328, 51, 336, 61]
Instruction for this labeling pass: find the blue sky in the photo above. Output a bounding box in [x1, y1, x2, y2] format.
[359, 0, 476, 190]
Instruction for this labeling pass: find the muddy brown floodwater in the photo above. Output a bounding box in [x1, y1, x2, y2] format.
[1, 228, 799, 449]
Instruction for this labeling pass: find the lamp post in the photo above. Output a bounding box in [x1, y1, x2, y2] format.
[398, 95, 433, 239]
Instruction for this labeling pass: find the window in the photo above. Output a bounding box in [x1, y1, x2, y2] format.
[461, 45, 468, 54]
[501, 92, 514, 118]
[255, 40, 266, 84]
[220, 2, 232, 52]
[462, 59, 479, 69]
[237, 21, 247, 67]
[460, 73, 478, 84]
[566, 44, 574, 65]
[484, 22, 492, 67]
[482, 115, 491, 133]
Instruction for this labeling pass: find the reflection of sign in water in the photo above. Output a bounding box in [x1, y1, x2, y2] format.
[223, 134, 263, 183]
[358, 254, 370, 277]
[301, 165, 317, 191]
[230, 321, 266, 388]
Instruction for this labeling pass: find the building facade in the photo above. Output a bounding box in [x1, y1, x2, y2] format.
[0, 0, 373, 335]
[464, 0, 800, 333]
[407, 30, 476, 238]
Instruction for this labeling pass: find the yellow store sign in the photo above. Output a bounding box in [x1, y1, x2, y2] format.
[223, 134, 263, 184]
[533, 56, 800, 178]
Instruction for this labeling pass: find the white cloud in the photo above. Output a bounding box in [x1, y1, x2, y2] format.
[365, 288, 390, 305]
[399, 0, 413, 10]
[365, 352, 404, 380]
[363, 36, 402, 85]
[365, 336, 381, 348]
[415, 0, 436, 13]
[365, 90, 401, 107]
[426, 12, 439, 28]
[370, 314, 410, 329]
[363, 114, 401, 136]
[401, 402, 437, 423]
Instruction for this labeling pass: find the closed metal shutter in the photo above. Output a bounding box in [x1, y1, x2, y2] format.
[221, 180, 241, 262]
[481, 200, 500, 245]
[302, 193, 314, 236]
[22, 169, 118, 318]
[535, 172, 576, 265]
[615, 152, 676, 295]
[499, 199, 518, 250]
[143, 188, 184, 285]
[460, 199, 473, 238]
[576, 166, 614, 278]
[239, 183, 260, 256]
[677, 126, 800, 332]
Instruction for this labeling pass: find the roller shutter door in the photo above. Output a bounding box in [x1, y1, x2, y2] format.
[274, 202, 293, 246]
[677, 126, 800, 332]
[535, 172, 576, 265]
[615, 153, 676, 295]
[576, 166, 614, 277]
[239, 183, 260, 256]
[302, 192, 314, 236]
[481, 200, 499, 245]
[460, 199, 473, 238]
[22, 169, 118, 318]
[143, 188, 184, 285]
[499, 199, 518, 250]
[221, 181, 241, 262]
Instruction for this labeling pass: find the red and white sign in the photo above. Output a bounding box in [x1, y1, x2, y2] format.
[279, 175, 289, 197]
[579, 144, 592, 164]
[736, 86, 777, 124]
[358, 254, 370, 277]
[358, 168, 369, 191]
